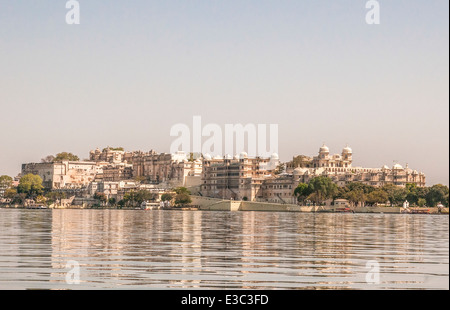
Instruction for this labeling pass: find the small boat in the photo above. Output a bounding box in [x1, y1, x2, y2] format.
[410, 209, 431, 214]
[335, 207, 354, 213]
[27, 204, 48, 210]
[401, 208, 431, 214]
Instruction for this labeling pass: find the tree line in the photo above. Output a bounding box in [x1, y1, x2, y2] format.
[101, 187, 192, 208]
[41, 152, 80, 163]
[294, 177, 448, 208]
[1, 174, 68, 206]
[1, 174, 46, 204]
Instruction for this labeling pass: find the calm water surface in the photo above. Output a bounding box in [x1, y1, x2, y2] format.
[0, 209, 448, 290]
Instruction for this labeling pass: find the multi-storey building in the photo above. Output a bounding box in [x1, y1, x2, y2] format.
[102, 164, 133, 182]
[21, 161, 101, 189]
[259, 175, 296, 204]
[131, 151, 202, 187]
[89, 149, 203, 187]
[201, 152, 280, 201]
[89, 147, 125, 163]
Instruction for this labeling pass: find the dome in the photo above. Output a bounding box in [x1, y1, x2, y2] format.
[225, 154, 232, 160]
[203, 153, 212, 160]
[234, 154, 240, 160]
[319, 144, 329, 153]
[342, 145, 352, 154]
[393, 163, 403, 170]
[271, 153, 279, 160]
[382, 165, 390, 170]
[240, 152, 248, 158]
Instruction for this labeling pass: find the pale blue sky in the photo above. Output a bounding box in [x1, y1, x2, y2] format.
[0, 0, 448, 185]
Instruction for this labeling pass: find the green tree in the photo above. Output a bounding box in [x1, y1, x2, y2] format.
[0, 175, 13, 189]
[94, 192, 107, 205]
[415, 186, 429, 203]
[3, 188, 17, 199]
[171, 187, 192, 206]
[174, 193, 192, 206]
[45, 191, 66, 205]
[344, 189, 366, 207]
[35, 195, 47, 204]
[123, 190, 155, 207]
[18, 174, 44, 198]
[381, 184, 407, 206]
[122, 192, 133, 206]
[345, 182, 375, 195]
[405, 183, 428, 206]
[45, 191, 67, 200]
[161, 193, 174, 202]
[174, 187, 191, 195]
[103, 147, 124, 152]
[294, 183, 311, 204]
[426, 184, 449, 207]
[13, 193, 27, 204]
[366, 190, 389, 206]
[417, 198, 427, 207]
[54, 152, 80, 162]
[307, 177, 339, 205]
[341, 182, 376, 207]
[41, 155, 55, 163]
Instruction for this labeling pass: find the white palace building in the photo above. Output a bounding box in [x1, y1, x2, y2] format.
[286, 144, 426, 188]
[201, 144, 426, 203]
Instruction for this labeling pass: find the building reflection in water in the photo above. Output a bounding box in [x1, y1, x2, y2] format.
[0, 209, 445, 289]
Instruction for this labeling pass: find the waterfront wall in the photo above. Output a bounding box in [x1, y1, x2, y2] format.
[193, 196, 325, 212]
[240, 201, 305, 212]
[190, 196, 241, 211]
[191, 196, 447, 214]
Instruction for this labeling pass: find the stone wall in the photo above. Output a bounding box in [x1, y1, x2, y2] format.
[192, 196, 448, 214]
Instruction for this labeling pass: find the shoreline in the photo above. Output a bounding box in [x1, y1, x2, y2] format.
[190, 196, 449, 215]
[1, 204, 448, 215]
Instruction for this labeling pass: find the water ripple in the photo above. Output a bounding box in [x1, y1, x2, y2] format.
[0, 209, 448, 290]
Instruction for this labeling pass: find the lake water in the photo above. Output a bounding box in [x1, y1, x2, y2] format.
[0, 209, 448, 290]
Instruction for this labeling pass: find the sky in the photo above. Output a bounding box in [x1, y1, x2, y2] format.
[0, 0, 448, 185]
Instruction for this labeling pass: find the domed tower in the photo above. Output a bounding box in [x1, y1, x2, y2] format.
[319, 144, 330, 159]
[315, 144, 330, 168]
[342, 145, 353, 167]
